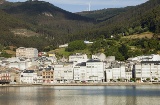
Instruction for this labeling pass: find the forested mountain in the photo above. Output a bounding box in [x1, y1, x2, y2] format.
[78, 6, 133, 22]
[0, 0, 94, 50]
[0, 0, 160, 53]
[73, 0, 160, 40]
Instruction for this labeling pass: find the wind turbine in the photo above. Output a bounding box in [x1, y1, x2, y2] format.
[88, 1, 91, 11]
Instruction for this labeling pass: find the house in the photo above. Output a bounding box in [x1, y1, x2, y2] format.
[92, 53, 106, 61]
[20, 70, 37, 84]
[69, 53, 88, 63]
[84, 41, 93, 44]
[59, 43, 68, 48]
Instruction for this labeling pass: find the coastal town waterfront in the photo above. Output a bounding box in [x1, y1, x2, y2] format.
[1, 47, 160, 85]
[0, 85, 160, 105]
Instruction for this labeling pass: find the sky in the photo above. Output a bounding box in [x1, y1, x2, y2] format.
[7, 0, 149, 13]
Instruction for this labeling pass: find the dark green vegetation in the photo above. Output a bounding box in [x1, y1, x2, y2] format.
[0, 0, 160, 60]
[65, 40, 86, 52]
[64, 33, 160, 61]
[78, 7, 133, 22]
[0, 0, 93, 51]
[74, 0, 160, 40]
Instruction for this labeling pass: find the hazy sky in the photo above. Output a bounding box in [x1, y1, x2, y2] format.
[7, 0, 149, 13]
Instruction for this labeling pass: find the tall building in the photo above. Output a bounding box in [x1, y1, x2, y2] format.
[54, 63, 73, 83]
[16, 47, 38, 58]
[86, 59, 105, 82]
[133, 61, 160, 82]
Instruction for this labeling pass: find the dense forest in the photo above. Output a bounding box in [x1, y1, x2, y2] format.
[73, 0, 160, 40]
[0, 0, 160, 60]
[0, 0, 94, 50]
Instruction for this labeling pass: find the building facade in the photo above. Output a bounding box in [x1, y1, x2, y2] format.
[69, 53, 88, 63]
[42, 69, 54, 83]
[106, 62, 126, 82]
[20, 70, 37, 84]
[16, 47, 38, 58]
[85, 60, 105, 82]
[0, 71, 11, 84]
[133, 61, 160, 82]
[74, 62, 86, 82]
[54, 63, 73, 83]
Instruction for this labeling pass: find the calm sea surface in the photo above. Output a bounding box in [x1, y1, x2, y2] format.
[0, 85, 160, 105]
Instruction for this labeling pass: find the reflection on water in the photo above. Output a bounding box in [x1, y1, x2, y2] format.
[0, 85, 160, 105]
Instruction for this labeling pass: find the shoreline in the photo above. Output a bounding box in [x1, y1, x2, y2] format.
[0, 82, 158, 87]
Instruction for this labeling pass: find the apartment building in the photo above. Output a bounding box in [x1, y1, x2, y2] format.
[74, 62, 86, 82]
[42, 68, 54, 83]
[86, 59, 105, 82]
[20, 70, 37, 84]
[106, 62, 126, 82]
[16, 47, 38, 58]
[54, 63, 73, 83]
[0, 71, 11, 84]
[133, 61, 160, 82]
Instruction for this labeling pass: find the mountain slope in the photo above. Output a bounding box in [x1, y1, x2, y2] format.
[0, 0, 94, 50]
[73, 0, 160, 40]
[78, 6, 133, 22]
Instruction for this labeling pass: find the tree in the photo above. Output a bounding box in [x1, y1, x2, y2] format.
[118, 44, 129, 60]
[66, 40, 86, 52]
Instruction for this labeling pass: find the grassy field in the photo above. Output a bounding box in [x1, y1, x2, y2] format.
[11, 29, 39, 37]
[122, 32, 153, 39]
[48, 47, 92, 58]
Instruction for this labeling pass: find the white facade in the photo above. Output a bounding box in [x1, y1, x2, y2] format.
[74, 62, 86, 82]
[125, 71, 132, 81]
[106, 64, 126, 82]
[59, 43, 68, 48]
[20, 70, 37, 84]
[69, 53, 88, 63]
[16, 47, 38, 58]
[134, 61, 160, 82]
[85, 60, 105, 82]
[54, 63, 73, 83]
[128, 54, 160, 62]
[92, 53, 106, 61]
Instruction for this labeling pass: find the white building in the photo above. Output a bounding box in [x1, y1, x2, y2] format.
[59, 43, 68, 48]
[106, 62, 126, 82]
[16, 47, 38, 58]
[128, 54, 160, 62]
[20, 70, 37, 84]
[69, 53, 88, 63]
[54, 63, 73, 83]
[125, 71, 132, 82]
[92, 53, 106, 61]
[133, 61, 160, 82]
[85, 59, 105, 82]
[74, 62, 86, 82]
[84, 41, 93, 44]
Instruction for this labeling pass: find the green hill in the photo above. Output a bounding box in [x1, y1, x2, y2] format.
[78, 6, 133, 22]
[0, 0, 94, 50]
[74, 0, 160, 40]
[0, 0, 160, 53]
